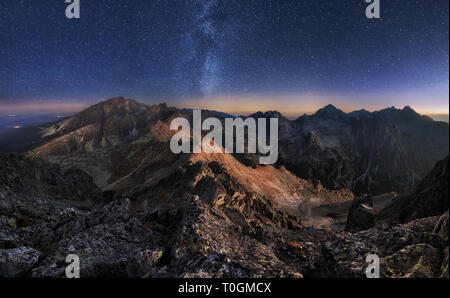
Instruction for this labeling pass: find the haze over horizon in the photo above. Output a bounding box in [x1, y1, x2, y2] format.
[0, 96, 448, 124]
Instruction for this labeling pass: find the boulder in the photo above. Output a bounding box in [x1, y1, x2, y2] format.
[0, 247, 41, 278]
[345, 195, 376, 233]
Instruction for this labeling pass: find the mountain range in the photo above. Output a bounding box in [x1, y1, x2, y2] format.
[0, 97, 448, 278]
[2, 97, 447, 195]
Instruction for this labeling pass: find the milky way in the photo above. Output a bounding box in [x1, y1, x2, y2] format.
[174, 0, 236, 97]
[0, 0, 448, 115]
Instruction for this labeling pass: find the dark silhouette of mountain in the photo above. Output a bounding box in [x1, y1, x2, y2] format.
[272, 105, 449, 195]
[313, 104, 349, 120]
[378, 156, 449, 224]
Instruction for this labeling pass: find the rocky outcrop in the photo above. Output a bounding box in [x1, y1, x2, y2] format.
[0, 154, 304, 277]
[31, 198, 161, 278]
[378, 156, 449, 224]
[0, 153, 103, 277]
[433, 211, 449, 241]
[0, 153, 102, 204]
[0, 247, 41, 278]
[345, 195, 376, 233]
[1, 154, 448, 278]
[167, 194, 302, 277]
[289, 213, 449, 278]
[433, 211, 449, 278]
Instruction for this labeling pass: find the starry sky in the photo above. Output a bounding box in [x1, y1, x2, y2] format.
[0, 0, 448, 117]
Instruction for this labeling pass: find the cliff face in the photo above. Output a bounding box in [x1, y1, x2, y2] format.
[274, 105, 449, 195]
[378, 156, 449, 224]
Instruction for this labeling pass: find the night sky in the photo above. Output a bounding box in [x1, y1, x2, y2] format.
[0, 0, 448, 117]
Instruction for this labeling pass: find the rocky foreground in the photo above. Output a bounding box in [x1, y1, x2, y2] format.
[0, 153, 448, 278]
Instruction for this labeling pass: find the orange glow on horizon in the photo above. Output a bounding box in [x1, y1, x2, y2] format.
[173, 94, 449, 119]
[1, 94, 448, 120]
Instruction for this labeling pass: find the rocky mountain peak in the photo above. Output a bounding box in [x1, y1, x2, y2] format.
[402, 105, 415, 112]
[377, 105, 435, 129]
[95, 97, 146, 113]
[321, 104, 339, 111]
[249, 110, 285, 119]
[379, 105, 417, 117]
[348, 109, 370, 119]
[314, 104, 347, 119]
[103, 96, 126, 105]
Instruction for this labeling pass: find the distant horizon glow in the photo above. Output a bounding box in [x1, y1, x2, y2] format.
[0, 93, 448, 121]
[0, 101, 88, 115]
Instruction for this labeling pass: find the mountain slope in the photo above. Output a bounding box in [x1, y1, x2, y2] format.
[26, 98, 353, 216]
[273, 104, 449, 195]
[1, 99, 448, 278]
[8, 98, 449, 198]
[378, 156, 449, 224]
